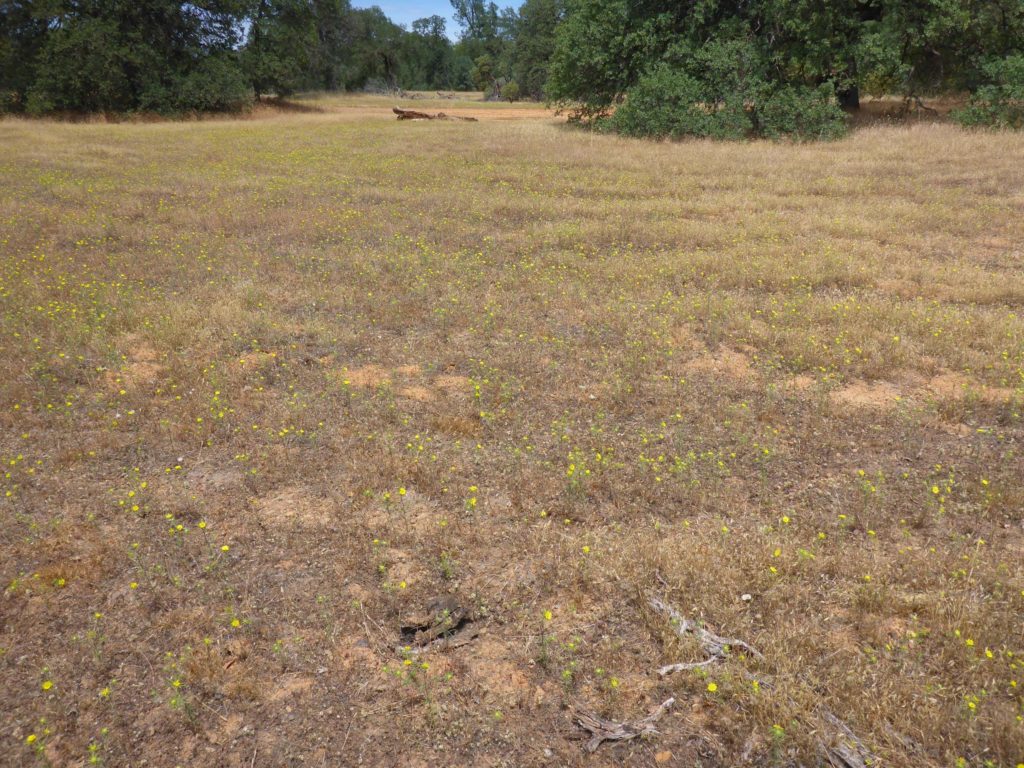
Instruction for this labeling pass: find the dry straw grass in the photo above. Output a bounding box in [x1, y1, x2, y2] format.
[1, 95, 1023, 767]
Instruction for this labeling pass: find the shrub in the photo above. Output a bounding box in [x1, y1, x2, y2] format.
[608, 40, 846, 141]
[470, 55, 495, 92]
[503, 81, 522, 102]
[609, 59, 847, 142]
[756, 84, 847, 141]
[0, 90, 20, 114]
[609, 65, 752, 140]
[954, 55, 1024, 129]
[173, 56, 253, 113]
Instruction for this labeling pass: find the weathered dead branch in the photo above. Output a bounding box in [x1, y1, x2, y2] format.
[396, 596, 479, 653]
[574, 697, 675, 753]
[818, 709, 878, 768]
[647, 594, 875, 763]
[393, 107, 478, 122]
[647, 594, 763, 676]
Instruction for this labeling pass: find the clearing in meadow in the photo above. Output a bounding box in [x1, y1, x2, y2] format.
[1, 95, 1023, 767]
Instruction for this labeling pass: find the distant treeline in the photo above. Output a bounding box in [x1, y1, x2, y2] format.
[2, 1, 1022, 136]
[0, 0, 562, 114]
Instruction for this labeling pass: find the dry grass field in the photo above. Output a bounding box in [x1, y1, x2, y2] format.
[1, 95, 1023, 768]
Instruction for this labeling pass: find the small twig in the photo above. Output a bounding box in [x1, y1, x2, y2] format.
[198, 699, 229, 723]
[575, 697, 675, 752]
[657, 658, 717, 676]
[340, 718, 353, 755]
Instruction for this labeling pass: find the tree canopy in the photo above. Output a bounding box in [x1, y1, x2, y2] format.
[546, 0, 1024, 137]
[0, 1, 480, 113]
[2, 0, 252, 113]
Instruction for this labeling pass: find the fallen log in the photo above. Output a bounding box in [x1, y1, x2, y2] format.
[393, 107, 478, 122]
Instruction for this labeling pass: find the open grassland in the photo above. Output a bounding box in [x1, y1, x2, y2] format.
[293, 91, 557, 120]
[2, 96, 1024, 767]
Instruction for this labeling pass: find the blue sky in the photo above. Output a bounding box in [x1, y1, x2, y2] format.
[355, 1, 461, 36]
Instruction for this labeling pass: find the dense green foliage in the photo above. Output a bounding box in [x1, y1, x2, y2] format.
[245, 0, 316, 98]
[607, 47, 846, 141]
[548, 0, 1024, 138]
[608, 59, 755, 140]
[758, 85, 849, 141]
[506, 0, 563, 99]
[0, 0, 568, 114]
[0, 0, 519, 113]
[4, 0, 251, 114]
[954, 55, 1024, 129]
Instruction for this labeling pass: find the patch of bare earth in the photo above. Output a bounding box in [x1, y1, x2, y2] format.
[341, 363, 392, 387]
[105, 335, 165, 391]
[338, 363, 472, 403]
[463, 638, 536, 707]
[830, 380, 905, 409]
[787, 374, 817, 391]
[926, 371, 1016, 404]
[255, 487, 333, 529]
[683, 347, 756, 379]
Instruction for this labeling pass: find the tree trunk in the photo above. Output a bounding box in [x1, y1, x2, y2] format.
[837, 84, 860, 111]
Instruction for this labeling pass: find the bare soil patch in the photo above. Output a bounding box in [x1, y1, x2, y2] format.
[830, 380, 905, 409]
[683, 347, 756, 379]
[255, 487, 333, 529]
[926, 371, 1016, 404]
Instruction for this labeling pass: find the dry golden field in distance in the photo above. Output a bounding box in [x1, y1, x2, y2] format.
[1, 94, 1023, 767]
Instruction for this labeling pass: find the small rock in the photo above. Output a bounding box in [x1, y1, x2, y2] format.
[741, 593, 752, 602]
